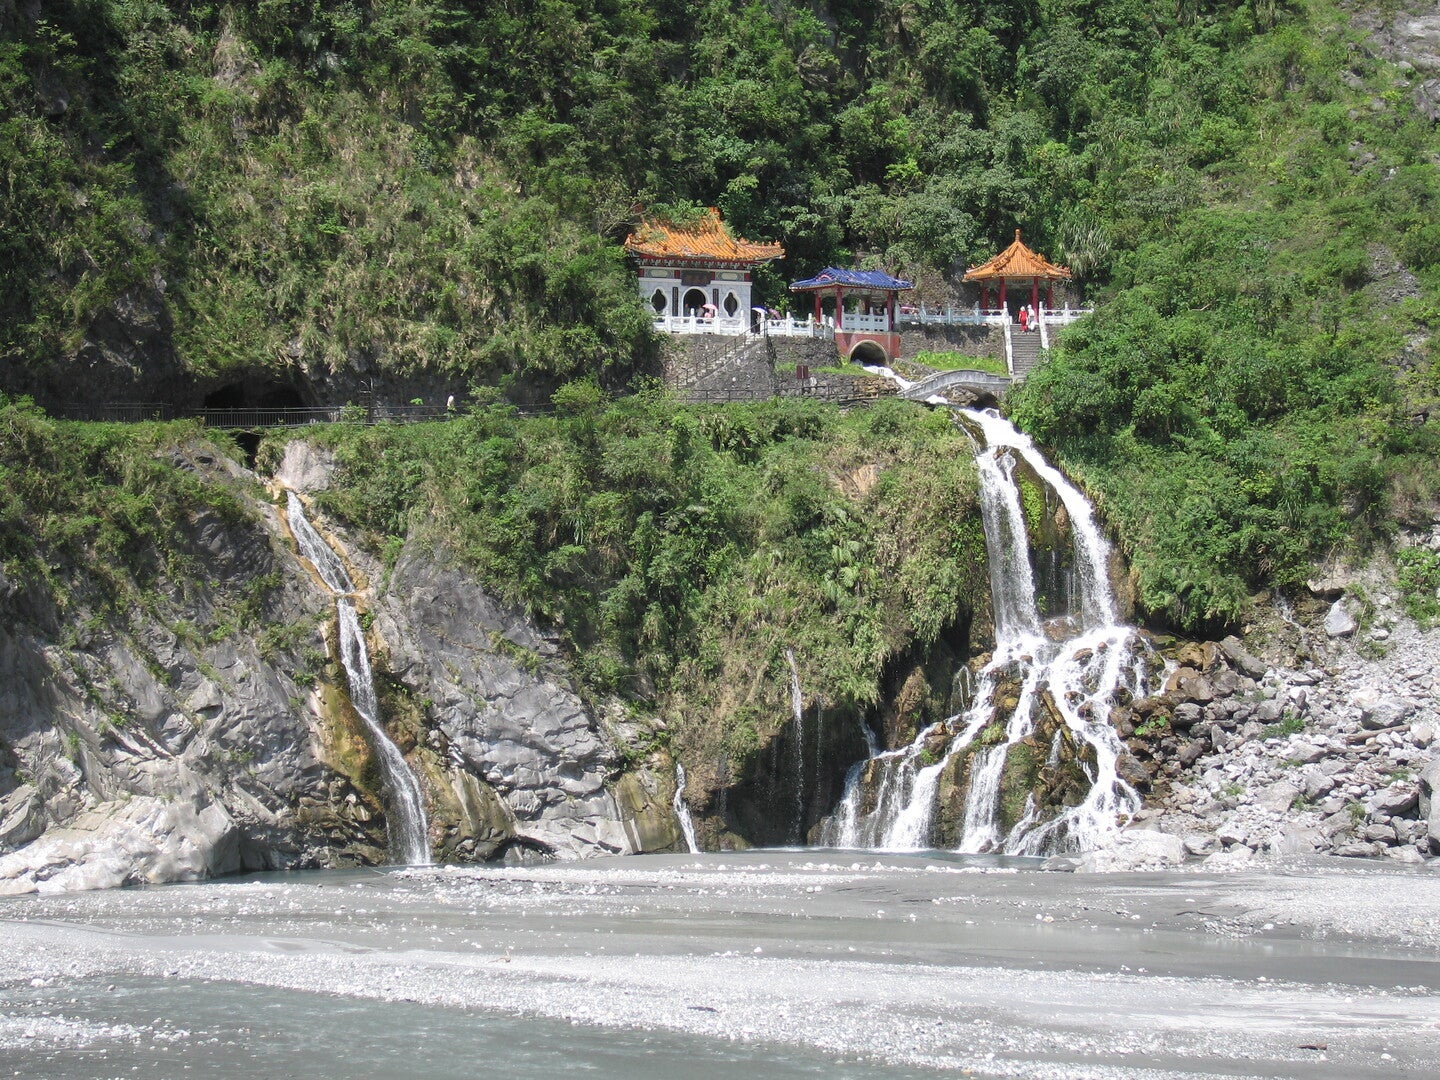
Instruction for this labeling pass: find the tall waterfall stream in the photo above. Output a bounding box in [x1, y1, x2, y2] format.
[818, 408, 1154, 855]
[286, 492, 432, 866]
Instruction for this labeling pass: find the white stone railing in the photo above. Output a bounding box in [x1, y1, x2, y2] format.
[1039, 305, 1093, 326]
[896, 305, 1009, 327]
[764, 316, 829, 338]
[655, 313, 835, 339]
[894, 304, 1094, 329]
[653, 314, 749, 335]
[836, 312, 892, 333]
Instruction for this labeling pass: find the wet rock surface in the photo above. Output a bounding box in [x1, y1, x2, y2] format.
[0, 448, 652, 895]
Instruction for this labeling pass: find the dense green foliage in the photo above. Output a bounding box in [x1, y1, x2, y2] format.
[1396, 546, 1440, 629]
[6, 2, 1417, 378]
[0, 394, 249, 606]
[297, 390, 986, 760]
[3, 1, 1438, 631]
[1008, 2, 1440, 629]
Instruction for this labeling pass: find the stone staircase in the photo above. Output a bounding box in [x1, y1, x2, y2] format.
[666, 332, 778, 399]
[1008, 326, 1044, 381]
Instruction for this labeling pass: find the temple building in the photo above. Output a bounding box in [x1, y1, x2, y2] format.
[962, 229, 1072, 314]
[789, 267, 915, 365]
[624, 209, 784, 333]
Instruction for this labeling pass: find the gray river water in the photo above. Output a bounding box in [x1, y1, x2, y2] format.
[3, 852, 1438, 1079]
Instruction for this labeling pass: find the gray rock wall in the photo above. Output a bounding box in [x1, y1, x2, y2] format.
[0, 444, 664, 895]
[896, 325, 1004, 363]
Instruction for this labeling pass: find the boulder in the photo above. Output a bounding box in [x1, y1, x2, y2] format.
[1172, 702, 1204, 729]
[1335, 841, 1385, 858]
[1254, 699, 1285, 724]
[1271, 825, 1325, 855]
[1166, 669, 1216, 704]
[1182, 833, 1219, 856]
[1369, 784, 1420, 818]
[0, 795, 239, 896]
[0, 784, 45, 851]
[1324, 599, 1357, 638]
[1217, 636, 1267, 679]
[1419, 758, 1440, 819]
[1354, 690, 1417, 730]
[273, 441, 336, 494]
[1203, 846, 1256, 871]
[1259, 781, 1302, 813]
[1077, 829, 1187, 873]
[1299, 766, 1337, 801]
[1288, 742, 1328, 766]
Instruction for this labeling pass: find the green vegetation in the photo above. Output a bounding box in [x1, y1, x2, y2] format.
[1006, 2, 1440, 632]
[299, 388, 988, 762]
[1261, 714, 1305, 739]
[911, 351, 1009, 378]
[0, 395, 247, 608]
[1395, 547, 1440, 628]
[1134, 715, 1169, 739]
[1, 1, 1436, 639]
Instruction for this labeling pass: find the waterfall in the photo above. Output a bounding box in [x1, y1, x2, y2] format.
[286, 492, 432, 866]
[816, 408, 1153, 855]
[672, 762, 701, 854]
[963, 408, 1116, 628]
[785, 648, 805, 840]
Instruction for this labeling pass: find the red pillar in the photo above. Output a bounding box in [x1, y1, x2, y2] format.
[1047, 281, 1054, 309]
[887, 291, 896, 329]
[982, 285, 989, 311]
[813, 291, 821, 323]
[835, 286, 843, 329]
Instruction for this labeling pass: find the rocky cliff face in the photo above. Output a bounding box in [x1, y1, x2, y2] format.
[0, 442, 671, 895]
[1121, 566, 1440, 866]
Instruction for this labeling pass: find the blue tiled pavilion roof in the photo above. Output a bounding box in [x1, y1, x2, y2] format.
[789, 267, 915, 292]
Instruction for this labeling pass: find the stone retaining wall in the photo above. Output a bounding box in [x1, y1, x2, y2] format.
[897, 325, 1005, 362]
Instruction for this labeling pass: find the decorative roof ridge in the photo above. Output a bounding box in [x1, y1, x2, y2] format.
[962, 229, 1072, 281]
[623, 207, 784, 264]
[789, 266, 915, 291]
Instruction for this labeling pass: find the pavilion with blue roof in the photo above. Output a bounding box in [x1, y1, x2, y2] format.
[790, 267, 915, 365]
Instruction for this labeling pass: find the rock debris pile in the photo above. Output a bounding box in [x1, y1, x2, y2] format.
[1128, 586, 1439, 867]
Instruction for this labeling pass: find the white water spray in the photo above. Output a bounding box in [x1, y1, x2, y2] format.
[672, 762, 701, 854]
[817, 408, 1155, 855]
[785, 648, 806, 838]
[286, 492, 432, 866]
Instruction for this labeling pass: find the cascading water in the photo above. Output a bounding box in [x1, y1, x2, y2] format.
[816, 408, 1156, 855]
[286, 492, 432, 866]
[785, 648, 806, 840]
[672, 762, 701, 854]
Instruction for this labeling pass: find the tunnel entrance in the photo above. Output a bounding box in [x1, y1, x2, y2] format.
[203, 379, 308, 413]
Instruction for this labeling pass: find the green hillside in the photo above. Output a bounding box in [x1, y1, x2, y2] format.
[2, 0, 1437, 630]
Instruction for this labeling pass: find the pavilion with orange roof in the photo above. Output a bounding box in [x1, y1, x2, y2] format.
[624, 208, 784, 333]
[963, 229, 1072, 316]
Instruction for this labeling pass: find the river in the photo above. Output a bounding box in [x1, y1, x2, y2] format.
[4, 853, 1438, 1078]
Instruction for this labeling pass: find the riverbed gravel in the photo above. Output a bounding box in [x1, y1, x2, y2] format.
[2, 853, 1436, 1079]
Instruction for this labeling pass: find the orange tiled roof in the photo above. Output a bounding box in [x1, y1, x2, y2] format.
[963, 229, 1072, 282]
[624, 208, 784, 264]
